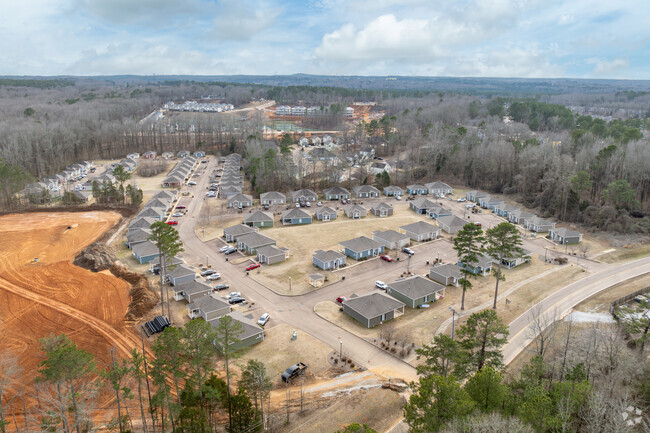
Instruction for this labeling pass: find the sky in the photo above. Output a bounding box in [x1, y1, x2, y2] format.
[0, 0, 648, 79]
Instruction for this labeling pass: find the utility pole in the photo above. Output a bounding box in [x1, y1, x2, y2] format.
[449, 306, 457, 340]
[339, 339, 343, 362]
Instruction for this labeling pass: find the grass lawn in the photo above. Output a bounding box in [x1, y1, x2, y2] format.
[575, 273, 650, 313]
[598, 244, 650, 263]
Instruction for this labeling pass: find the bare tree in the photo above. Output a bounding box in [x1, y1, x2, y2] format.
[526, 305, 559, 359]
[0, 354, 21, 433]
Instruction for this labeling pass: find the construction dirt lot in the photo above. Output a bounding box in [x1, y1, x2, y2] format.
[0, 211, 141, 415]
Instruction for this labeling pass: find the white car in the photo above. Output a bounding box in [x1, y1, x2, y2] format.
[206, 273, 221, 281]
[257, 313, 270, 326]
[317, 202, 323, 207]
[206, 191, 216, 197]
[220, 245, 230, 253]
[172, 212, 183, 217]
[226, 291, 241, 299]
[395, 195, 402, 200]
[305, 202, 311, 207]
[188, 181, 197, 186]
[375, 281, 387, 290]
[465, 203, 476, 208]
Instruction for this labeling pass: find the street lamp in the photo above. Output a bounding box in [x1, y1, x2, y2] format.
[339, 339, 343, 362]
[289, 276, 292, 291]
[449, 306, 457, 340]
[544, 246, 548, 262]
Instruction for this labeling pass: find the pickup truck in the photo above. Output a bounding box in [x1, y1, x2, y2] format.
[281, 362, 307, 382]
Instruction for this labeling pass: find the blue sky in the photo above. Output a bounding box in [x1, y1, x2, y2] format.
[0, 0, 648, 79]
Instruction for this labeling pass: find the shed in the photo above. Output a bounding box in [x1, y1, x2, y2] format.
[309, 274, 325, 288]
[386, 275, 446, 308]
[342, 293, 405, 328]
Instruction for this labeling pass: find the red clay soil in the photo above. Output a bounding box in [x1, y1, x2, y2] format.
[0, 212, 144, 416]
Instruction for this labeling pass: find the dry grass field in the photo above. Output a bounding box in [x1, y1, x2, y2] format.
[598, 244, 650, 263]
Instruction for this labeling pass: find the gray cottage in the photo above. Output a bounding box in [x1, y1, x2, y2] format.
[256, 245, 289, 265]
[312, 250, 346, 270]
[508, 210, 535, 225]
[399, 221, 440, 242]
[281, 208, 312, 225]
[344, 204, 368, 219]
[236, 232, 276, 254]
[172, 280, 213, 302]
[342, 293, 405, 328]
[339, 236, 384, 260]
[291, 189, 318, 204]
[466, 190, 489, 202]
[227, 193, 253, 209]
[314, 206, 338, 221]
[370, 202, 394, 217]
[188, 295, 231, 321]
[212, 312, 265, 350]
[437, 215, 468, 234]
[406, 184, 427, 195]
[167, 264, 196, 286]
[493, 203, 520, 217]
[260, 191, 286, 205]
[426, 205, 453, 220]
[524, 216, 556, 232]
[323, 186, 351, 200]
[354, 185, 380, 199]
[549, 228, 582, 244]
[373, 230, 411, 250]
[410, 197, 438, 215]
[425, 182, 453, 196]
[386, 275, 446, 308]
[223, 224, 258, 242]
[131, 241, 160, 264]
[126, 228, 152, 248]
[243, 211, 274, 228]
[429, 264, 463, 287]
[383, 185, 404, 197]
[458, 255, 493, 276]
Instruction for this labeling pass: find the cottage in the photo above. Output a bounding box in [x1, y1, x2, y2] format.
[177, 150, 190, 158]
[226, 193, 253, 209]
[194, 151, 206, 158]
[508, 210, 535, 225]
[372, 230, 411, 250]
[219, 186, 243, 199]
[149, 256, 184, 274]
[142, 151, 157, 159]
[399, 221, 440, 242]
[126, 228, 151, 248]
[223, 224, 258, 242]
[145, 198, 171, 211]
[342, 293, 405, 328]
[354, 185, 380, 199]
[359, 146, 374, 160]
[370, 202, 394, 217]
[437, 215, 468, 235]
[162, 174, 184, 188]
[481, 196, 505, 210]
[383, 185, 404, 197]
[236, 232, 276, 254]
[212, 312, 265, 350]
[323, 186, 350, 200]
[314, 206, 338, 221]
[153, 190, 177, 203]
[458, 255, 493, 276]
[500, 249, 532, 269]
[493, 203, 520, 217]
[465, 190, 489, 202]
[260, 191, 286, 205]
[549, 228, 582, 244]
[291, 189, 318, 204]
[425, 182, 453, 196]
[406, 184, 428, 195]
[256, 245, 289, 265]
[386, 275, 446, 308]
[137, 207, 166, 221]
[173, 280, 213, 302]
[369, 161, 392, 175]
[344, 204, 368, 219]
[167, 264, 196, 286]
[281, 208, 312, 225]
[524, 216, 556, 232]
[161, 152, 174, 159]
[426, 205, 453, 221]
[127, 153, 140, 160]
[188, 295, 230, 321]
[429, 264, 463, 287]
[410, 197, 438, 215]
[339, 236, 384, 260]
[312, 250, 346, 270]
[243, 211, 274, 228]
[131, 241, 160, 264]
[73, 190, 93, 203]
[128, 217, 158, 232]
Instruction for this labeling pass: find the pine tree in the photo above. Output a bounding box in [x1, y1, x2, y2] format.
[148, 221, 183, 318]
[455, 310, 509, 378]
[453, 223, 485, 310]
[485, 222, 524, 309]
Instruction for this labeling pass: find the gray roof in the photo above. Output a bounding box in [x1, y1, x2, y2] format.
[148, 255, 183, 267]
[345, 204, 367, 213]
[371, 202, 393, 211]
[138, 207, 165, 218]
[131, 241, 159, 257]
[313, 249, 345, 262]
[227, 193, 252, 204]
[74, 190, 92, 200]
[388, 275, 445, 300]
[406, 184, 426, 190]
[344, 293, 405, 320]
[412, 197, 437, 209]
[425, 181, 451, 190]
[237, 232, 276, 248]
[426, 204, 452, 215]
[260, 191, 286, 200]
[400, 221, 439, 235]
[354, 185, 380, 194]
[324, 186, 350, 195]
[373, 230, 410, 243]
[243, 210, 273, 223]
[437, 215, 468, 228]
[223, 224, 257, 237]
[526, 216, 554, 226]
[145, 198, 170, 209]
[220, 185, 243, 193]
[494, 203, 519, 212]
[309, 273, 325, 280]
[509, 210, 535, 219]
[370, 162, 388, 169]
[291, 189, 317, 200]
[169, 263, 195, 279]
[484, 197, 504, 204]
[384, 185, 403, 192]
[128, 217, 158, 230]
[189, 295, 229, 314]
[153, 190, 177, 201]
[126, 228, 152, 244]
[477, 255, 494, 268]
[177, 280, 213, 297]
[339, 236, 382, 252]
[256, 245, 285, 258]
[212, 311, 264, 341]
[315, 206, 337, 216]
[551, 227, 582, 237]
[430, 263, 463, 279]
[282, 208, 311, 219]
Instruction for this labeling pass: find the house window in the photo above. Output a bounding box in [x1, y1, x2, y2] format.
[381, 313, 386, 321]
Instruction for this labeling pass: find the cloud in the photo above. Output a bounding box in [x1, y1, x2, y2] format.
[212, 0, 280, 41]
[592, 58, 629, 76]
[75, 0, 208, 28]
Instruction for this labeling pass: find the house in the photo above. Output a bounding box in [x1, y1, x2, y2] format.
[281, 208, 312, 225]
[342, 293, 405, 328]
[549, 228, 583, 244]
[299, 137, 309, 147]
[131, 241, 160, 264]
[345, 107, 355, 118]
[372, 230, 411, 250]
[153, 190, 177, 203]
[219, 186, 243, 199]
[309, 147, 338, 162]
[177, 150, 190, 158]
[275, 105, 291, 115]
[223, 224, 258, 242]
[128, 217, 158, 232]
[126, 228, 152, 248]
[370, 202, 394, 217]
[145, 198, 171, 211]
[386, 275, 446, 308]
[481, 196, 505, 210]
[291, 189, 318, 204]
[344, 204, 367, 219]
[127, 153, 140, 160]
[236, 232, 276, 255]
[354, 185, 380, 199]
[508, 210, 535, 225]
[173, 280, 213, 302]
[142, 151, 157, 159]
[359, 146, 374, 161]
[458, 255, 493, 276]
[500, 249, 532, 269]
[167, 264, 196, 286]
[226, 193, 253, 209]
[162, 174, 184, 188]
[188, 295, 230, 321]
[260, 191, 286, 205]
[308, 274, 325, 288]
[406, 184, 428, 195]
[399, 221, 440, 242]
[493, 203, 520, 218]
[137, 207, 166, 221]
[73, 190, 93, 203]
[314, 206, 338, 221]
[370, 161, 392, 175]
[426, 205, 453, 221]
[524, 216, 556, 232]
[339, 236, 384, 260]
[429, 264, 463, 287]
[161, 152, 174, 159]
[256, 245, 289, 265]
[465, 190, 489, 202]
[425, 182, 452, 196]
[96, 173, 116, 185]
[323, 186, 350, 200]
[212, 312, 265, 350]
[194, 151, 205, 158]
[149, 256, 183, 274]
[383, 186, 404, 197]
[312, 250, 346, 270]
[243, 211, 274, 228]
[410, 197, 438, 215]
[437, 215, 468, 235]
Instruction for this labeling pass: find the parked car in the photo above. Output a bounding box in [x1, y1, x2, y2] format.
[341, 199, 347, 204]
[182, 191, 191, 196]
[281, 362, 307, 383]
[226, 291, 241, 299]
[402, 247, 415, 256]
[375, 281, 387, 290]
[229, 296, 245, 305]
[295, 202, 301, 208]
[257, 313, 270, 326]
[206, 192, 216, 197]
[395, 195, 402, 200]
[417, 304, 431, 309]
[457, 198, 466, 202]
[246, 263, 261, 271]
[305, 202, 311, 207]
[474, 222, 482, 227]
[188, 181, 197, 186]
[465, 203, 476, 208]
[166, 221, 178, 225]
[224, 247, 238, 255]
[176, 205, 186, 210]
[206, 273, 221, 281]
[200, 269, 217, 277]
[220, 245, 230, 253]
[317, 201, 323, 207]
[172, 212, 183, 217]
[380, 254, 393, 262]
[336, 296, 346, 304]
[201, 160, 208, 163]
[213, 284, 229, 291]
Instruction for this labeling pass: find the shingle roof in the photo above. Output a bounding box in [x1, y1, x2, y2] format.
[212, 311, 264, 341]
[437, 215, 467, 228]
[189, 295, 229, 314]
[400, 221, 439, 235]
[243, 210, 273, 223]
[177, 280, 213, 297]
[256, 245, 285, 258]
[551, 227, 582, 237]
[384, 185, 403, 192]
[371, 202, 393, 211]
[344, 293, 405, 320]
[226, 193, 252, 204]
[425, 181, 451, 190]
[388, 275, 445, 300]
[132, 241, 159, 257]
[223, 224, 257, 239]
[291, 189, 317, 200]
[128, 217, 158, 230]
[339, 236, 382, 252]
[324, 186, 350, 195]
[126, 228, 152, 244]
[282, 208, 311, 219]
[316, 206, 337, 216]
[237, 232, 276, 248]
[354, 185, 380, 194]
[168, 264, 195, 279]
[430, 264, 463, 279]
[313, 249, 346, 262]
[406, 184, 426, 190]
[373, 230, 410, 243]
[412, 197, 437, 209]
[260, 191, 286, 200]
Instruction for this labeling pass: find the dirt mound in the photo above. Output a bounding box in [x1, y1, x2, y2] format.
[74, 242, 117, 271]
[110, 264, 159, 321]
